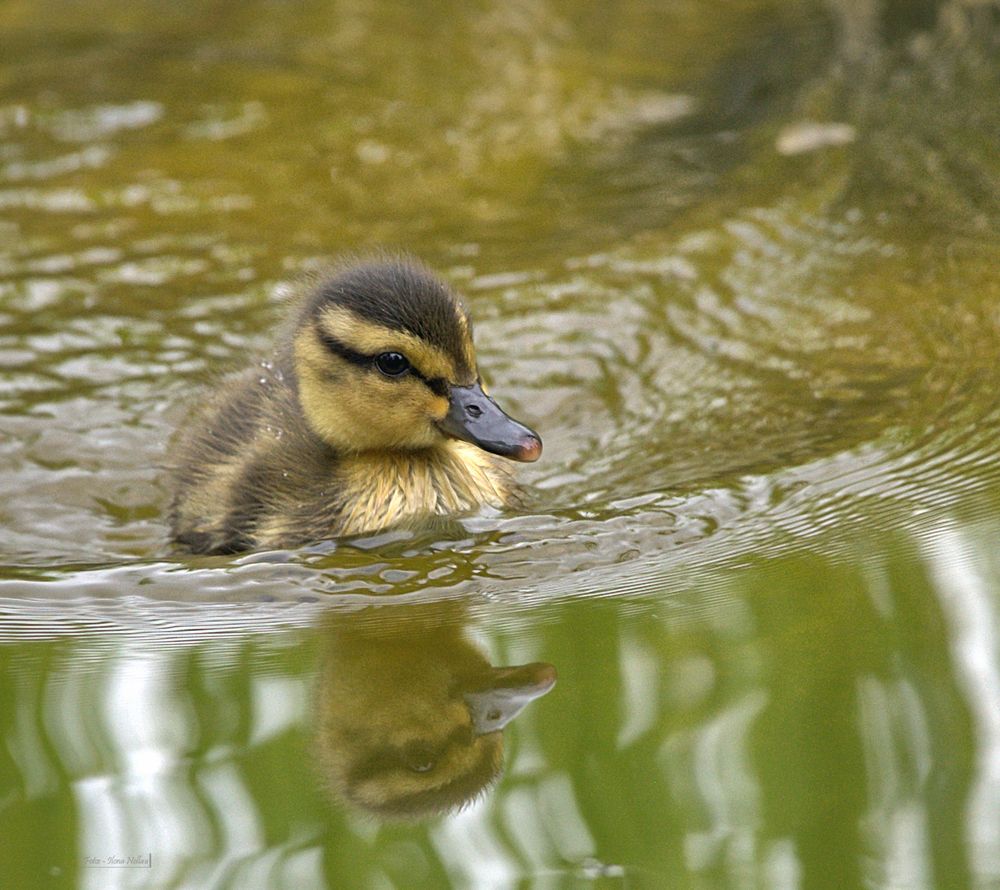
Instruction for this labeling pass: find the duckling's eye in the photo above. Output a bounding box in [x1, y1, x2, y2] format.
[402, 744, 436, 774]
[374, 351, 410, 377]
[407, 758, 435, 774]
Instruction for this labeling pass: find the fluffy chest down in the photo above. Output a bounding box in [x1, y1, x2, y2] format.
[332, 442, 517, 537]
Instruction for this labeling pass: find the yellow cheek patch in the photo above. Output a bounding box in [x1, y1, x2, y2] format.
[295, 329, 337, 379]
[293, 330, 445, 452]
[318, 306, 461, 382]
[429, 395, 449, 421]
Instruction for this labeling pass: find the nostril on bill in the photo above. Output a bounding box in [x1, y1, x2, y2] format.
[466, 404, 483, 418]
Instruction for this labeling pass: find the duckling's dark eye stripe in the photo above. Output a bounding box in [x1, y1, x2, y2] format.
[424, 377, 449, 397]
[317, 329, 370, 367]
[347, 723, 475, 785]
[402, 366, 449, 396]
[317, 328, 448, 395]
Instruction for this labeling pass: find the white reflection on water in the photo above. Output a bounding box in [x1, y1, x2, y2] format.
[763, 837, 801, 890]
[857, 676, 934, 889]
[676, 691, 767, 877]
[8, 681, 59, 799]
[501, 785, 560, 872]
[77, 647, 206, 889]
[431, 801, 518, 889]
[194, 762, 266, 883]
[249, 676, 307, 746]
[55, 634, 326, 890]
[925, 525, 1000, 884]
[534, 773, 595, 863]
[45, 101, 164, 142]
[74, 774, 126, 890]
[615, 631, 659, 748]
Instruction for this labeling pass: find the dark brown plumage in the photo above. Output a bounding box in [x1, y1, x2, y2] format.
[309, 262, 476, 380]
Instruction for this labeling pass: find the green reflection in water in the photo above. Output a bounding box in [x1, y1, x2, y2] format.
[2, 522, 997, 887]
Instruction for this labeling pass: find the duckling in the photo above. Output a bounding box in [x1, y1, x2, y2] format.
[168, 258, 542, 554]
[314, 601, 557, 819]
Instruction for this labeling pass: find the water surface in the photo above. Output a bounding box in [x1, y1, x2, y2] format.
[3, 1, 1000, 887]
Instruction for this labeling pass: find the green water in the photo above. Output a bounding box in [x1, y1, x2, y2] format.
[3, 0, 1000, 887]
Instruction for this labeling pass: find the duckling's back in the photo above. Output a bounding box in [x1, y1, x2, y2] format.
[168, 362, 326, 553]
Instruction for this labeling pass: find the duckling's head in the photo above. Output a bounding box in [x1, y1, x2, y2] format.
[315, 604, 557, 820]
[291, 260, 541, 459]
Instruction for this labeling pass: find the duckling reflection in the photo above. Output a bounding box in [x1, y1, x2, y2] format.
[315, 600, 556, 820]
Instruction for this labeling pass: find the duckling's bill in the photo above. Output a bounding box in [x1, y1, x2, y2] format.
[464, 662, 557, 734]
[438, 381, 542, 462]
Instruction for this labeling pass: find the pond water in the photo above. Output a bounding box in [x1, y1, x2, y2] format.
[3, 0, 1000, 887]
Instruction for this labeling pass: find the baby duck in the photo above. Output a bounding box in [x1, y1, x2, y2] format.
[315, 600, 556, 820]
[168, 258, 542, 554]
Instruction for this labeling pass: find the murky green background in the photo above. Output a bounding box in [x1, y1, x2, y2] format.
[3, 0, 1000, 887]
